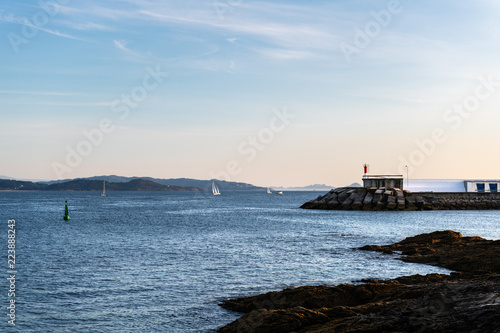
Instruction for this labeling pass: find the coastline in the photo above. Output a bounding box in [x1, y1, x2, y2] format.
[217, 231, 500, 332]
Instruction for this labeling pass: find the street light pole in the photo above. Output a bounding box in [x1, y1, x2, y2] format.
[405, 165, 409, 189]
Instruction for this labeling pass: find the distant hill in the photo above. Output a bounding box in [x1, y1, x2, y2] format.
[46, 179, 203, 191]
[272, 184, 336, 191]
[0, 178, 203, 192]
[44, 175, 265, 191]
[2, 176, 358, 192]
[0, 179, 47, 190]
[272, 182, 362, 191]
[150, 178, 264, 191]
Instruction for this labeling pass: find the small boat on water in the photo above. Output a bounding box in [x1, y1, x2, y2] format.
[101, 181, 106, 197]
[276, 191, 284, 195]
[267, 188, 272, 194]
[212, 181, 221, 196]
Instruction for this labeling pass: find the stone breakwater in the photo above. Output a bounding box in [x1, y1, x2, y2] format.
[300, 187, 500, 210]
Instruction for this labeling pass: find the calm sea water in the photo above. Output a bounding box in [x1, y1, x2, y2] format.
[1, 191, 499, 332]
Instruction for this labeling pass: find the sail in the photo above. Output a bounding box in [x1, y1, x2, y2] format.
[212, 181, 221, 195]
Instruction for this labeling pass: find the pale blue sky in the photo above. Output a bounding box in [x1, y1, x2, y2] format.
[1, 0, 500, 186]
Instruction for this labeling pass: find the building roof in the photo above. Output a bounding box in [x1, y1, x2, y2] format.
[363, 175, 403, 179]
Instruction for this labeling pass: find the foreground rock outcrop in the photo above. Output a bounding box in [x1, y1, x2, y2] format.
[218, 231, 500, 333]
[360, 230, 500, 274]
[301, 187, 500, 211]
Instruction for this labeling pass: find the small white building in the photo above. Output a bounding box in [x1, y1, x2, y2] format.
[464, 180, 500, 193]
[362, 175, 404, 190]
[405, 179, 500, 193]
[361, 166, 499, 193]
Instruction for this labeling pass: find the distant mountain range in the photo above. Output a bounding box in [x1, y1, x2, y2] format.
[0, 175, 266, 192]
[44, 176, 266, 191]
[0, 175, 50, 182]
[0, 179, 47, 191]
[271, 184, 335, 191]
[0, 175, 360, 192]
[271, 182, 362, 191]
[0, 178, 203, 192]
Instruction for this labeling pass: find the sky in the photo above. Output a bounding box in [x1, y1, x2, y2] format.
[1, 0, 500, 187]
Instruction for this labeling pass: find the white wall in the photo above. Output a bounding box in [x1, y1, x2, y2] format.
[405, 179, 500, 193]
[405, 179, 466, 192]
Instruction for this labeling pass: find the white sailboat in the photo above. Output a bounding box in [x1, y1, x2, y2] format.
[212, 181, 221, 196]
[267, 188, 272, 194]
[101, 181, 106, 197]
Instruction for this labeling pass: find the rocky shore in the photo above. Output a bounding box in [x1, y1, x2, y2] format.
[300, 187, 500, 211]
[218, 231, 500, 332]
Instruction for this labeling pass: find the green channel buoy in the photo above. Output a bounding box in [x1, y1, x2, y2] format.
[64, 200, 70, 221]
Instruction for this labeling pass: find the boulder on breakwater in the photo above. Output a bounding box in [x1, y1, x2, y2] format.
[300, 187, 500, 210]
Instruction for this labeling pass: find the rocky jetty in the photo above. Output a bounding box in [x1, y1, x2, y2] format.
[360, 230, 500, 274]
[301, 187, 500, 210]
[218, 231, 500, 333]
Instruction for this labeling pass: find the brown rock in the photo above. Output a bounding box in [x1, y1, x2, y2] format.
[361, 230, 500, 274]
[218, 306, 329, 333]
[219, 231, 500, 333]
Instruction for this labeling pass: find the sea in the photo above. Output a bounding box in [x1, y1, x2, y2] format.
[1, 191, 499, 332]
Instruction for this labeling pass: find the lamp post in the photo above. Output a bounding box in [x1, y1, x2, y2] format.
[405, 165, 409, 189]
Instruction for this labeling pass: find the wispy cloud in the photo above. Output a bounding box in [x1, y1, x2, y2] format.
[139, 9, 339, 52]
[57, 4, 136, 21]
[0, 99, 111, 106]
[111, 38, 156, 64]
[0, 91, 80, 96]
[0, 13, 81, 40]
[180, 59, 237, 73]
[54, 1, 341, 60]
[57, 19, 113, 31]
[255, 49, 320, 60]
[113, 39, 129, 51]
